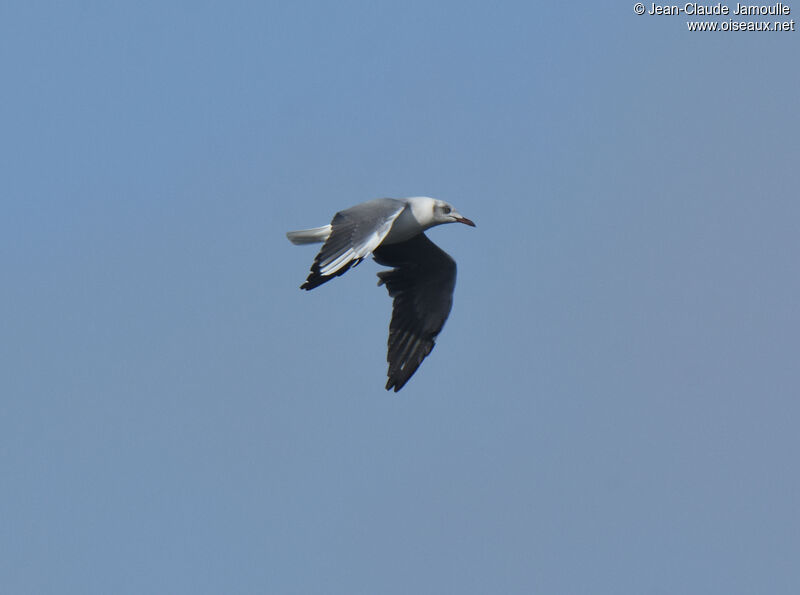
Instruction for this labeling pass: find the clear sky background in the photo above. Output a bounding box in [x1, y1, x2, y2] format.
[2, 2, 798, 594]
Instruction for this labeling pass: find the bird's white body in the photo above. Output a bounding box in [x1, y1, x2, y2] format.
[286, 197, 460, 246]
[384, 197, 441, 244]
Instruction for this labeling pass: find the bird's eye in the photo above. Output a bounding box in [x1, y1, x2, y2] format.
[443, 206, 451, 214]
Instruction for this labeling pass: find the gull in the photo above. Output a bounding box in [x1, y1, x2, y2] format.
[287, 197, 475, 392]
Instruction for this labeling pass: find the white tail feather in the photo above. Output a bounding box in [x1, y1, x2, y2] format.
[286, 225, 332, 245]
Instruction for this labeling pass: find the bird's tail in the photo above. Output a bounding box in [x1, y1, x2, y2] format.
[286, 225, 332, 245]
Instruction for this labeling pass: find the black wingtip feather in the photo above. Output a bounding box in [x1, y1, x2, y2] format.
[300, 258, 363, 290]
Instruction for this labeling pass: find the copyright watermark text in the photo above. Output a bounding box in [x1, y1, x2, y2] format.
[633, 2, 796, 30]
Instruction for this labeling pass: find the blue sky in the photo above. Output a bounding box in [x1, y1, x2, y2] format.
[2, 2, 798, 594]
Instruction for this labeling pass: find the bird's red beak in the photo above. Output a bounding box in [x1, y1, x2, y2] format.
[456, 216, 476, 227]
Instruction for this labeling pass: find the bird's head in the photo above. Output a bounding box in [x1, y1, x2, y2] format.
[433, 199, 475, 227]
[404, 196, 476, 230]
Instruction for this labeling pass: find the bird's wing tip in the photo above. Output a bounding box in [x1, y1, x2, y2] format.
[385, 377, 406, 392]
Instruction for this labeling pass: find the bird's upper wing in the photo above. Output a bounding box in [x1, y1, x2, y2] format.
[373, 233, 457, 392]
[301, 199, 406, 290]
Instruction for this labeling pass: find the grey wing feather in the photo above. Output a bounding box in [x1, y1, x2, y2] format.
[373, 233, 457, 392]
[301, 199, 406, 290]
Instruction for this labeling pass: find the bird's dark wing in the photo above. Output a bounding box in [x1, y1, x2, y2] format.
[301, 199, 406, 290]
[373, 233, 457, 392]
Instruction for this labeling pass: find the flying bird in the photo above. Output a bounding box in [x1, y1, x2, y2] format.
[287, 197, 475, 392]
